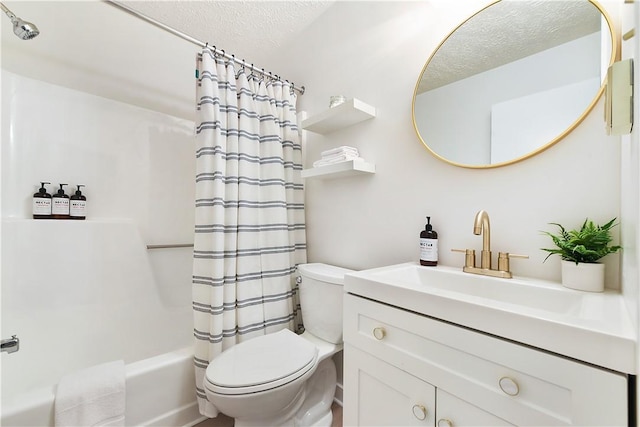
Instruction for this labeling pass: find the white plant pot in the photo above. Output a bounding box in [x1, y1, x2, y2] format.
[560, 260, 605, 292]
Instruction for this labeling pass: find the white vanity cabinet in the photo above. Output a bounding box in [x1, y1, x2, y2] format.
[343, 293, 628, 426]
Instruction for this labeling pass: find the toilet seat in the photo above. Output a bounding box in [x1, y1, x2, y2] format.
[205, 329, 318, 395]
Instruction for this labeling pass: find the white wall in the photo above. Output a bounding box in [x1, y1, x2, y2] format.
[0, 71, 197, 389]
[0, 0, 199, 337]
[279, 1, 622, 288]
[1, 70, 195, 243]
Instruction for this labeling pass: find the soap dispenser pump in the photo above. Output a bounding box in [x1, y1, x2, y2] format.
[70, 185, 86, 220]
[33, 182, 52, 219]
[51, 184, 70, 219]
[420, 216, 438, 266]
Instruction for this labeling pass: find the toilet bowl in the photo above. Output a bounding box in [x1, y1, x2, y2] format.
[203, 263, 353, 427]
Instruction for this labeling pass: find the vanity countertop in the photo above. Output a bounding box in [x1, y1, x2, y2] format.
[344, 262, 637, 374]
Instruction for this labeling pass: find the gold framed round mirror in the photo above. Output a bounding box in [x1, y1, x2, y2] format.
[412, 0, 618, 169]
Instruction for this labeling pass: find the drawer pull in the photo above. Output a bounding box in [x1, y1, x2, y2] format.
[372, 327, 386, 340]
[412, 404, 427, 420]
[499, 376, 520, 396]
[437, 419, 453, 427]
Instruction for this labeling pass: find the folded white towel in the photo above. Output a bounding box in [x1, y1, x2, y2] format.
[320, 146, 359, 158]
[313, 156, 364, 168]
[55, 360, 125, 427]
[320, 152, 359, 162]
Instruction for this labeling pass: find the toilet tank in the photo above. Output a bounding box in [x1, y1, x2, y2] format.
[297, 263, 353, 344]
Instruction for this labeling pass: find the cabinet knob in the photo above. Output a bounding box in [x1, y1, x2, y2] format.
[437, 419, 453, 427]
[372, 327, 386, 340]
[412, 404, 427, 420]
[499, 376, 520, 396]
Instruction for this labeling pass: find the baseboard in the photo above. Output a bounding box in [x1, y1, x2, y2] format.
[144, 401, 203, 427]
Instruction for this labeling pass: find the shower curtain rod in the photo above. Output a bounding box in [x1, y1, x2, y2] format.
[105, 0, 305, 95]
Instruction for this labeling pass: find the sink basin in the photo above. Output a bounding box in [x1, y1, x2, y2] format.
[368, 263, 582, 315]
[344, 262, 636, 374]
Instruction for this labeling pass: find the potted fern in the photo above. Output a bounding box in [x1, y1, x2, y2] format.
[542, 218, 621, 292]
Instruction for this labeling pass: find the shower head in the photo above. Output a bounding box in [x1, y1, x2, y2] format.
[1, 2, 39, 40]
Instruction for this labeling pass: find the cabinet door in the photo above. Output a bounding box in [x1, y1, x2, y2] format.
[344, 293, 628, 426]
[344, 344, 435, 426]
[436, 389, 513, 427]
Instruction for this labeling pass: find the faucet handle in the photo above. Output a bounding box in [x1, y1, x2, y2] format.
[452, 248, 476, 268]
[497, 252, 529, 273]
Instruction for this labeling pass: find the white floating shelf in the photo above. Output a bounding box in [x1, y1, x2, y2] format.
[301, 160, 376, 180]
[301, 98, 376, 134]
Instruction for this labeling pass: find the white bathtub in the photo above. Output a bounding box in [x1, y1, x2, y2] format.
[1, 347, 206, 427]
[1, 219, 200, 426]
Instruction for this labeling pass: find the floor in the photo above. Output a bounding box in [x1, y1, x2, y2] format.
[194, 402, 343, 427]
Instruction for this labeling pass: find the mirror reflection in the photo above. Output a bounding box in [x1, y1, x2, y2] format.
[412, 0, 615, 168]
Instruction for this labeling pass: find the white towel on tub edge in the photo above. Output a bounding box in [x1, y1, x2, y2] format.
[54, 360, 125, 427]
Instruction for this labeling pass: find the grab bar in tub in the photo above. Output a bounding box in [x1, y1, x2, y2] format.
[146, 243, 194, 250]
[1, 335, 19, 354]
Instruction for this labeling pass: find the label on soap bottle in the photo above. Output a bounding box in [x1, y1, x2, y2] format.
[52, 198, 70, 215]
[70, 200, 86, 217]
[33, 198, 52, 215]
[420, 238, 438, 262]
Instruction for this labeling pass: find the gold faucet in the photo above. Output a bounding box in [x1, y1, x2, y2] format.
[473, 210, 492, 269]
[452, 210, 528, 279]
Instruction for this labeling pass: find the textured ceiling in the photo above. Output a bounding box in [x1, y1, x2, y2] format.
[418, 0, 603, 93]
[117, 0, 335, 68]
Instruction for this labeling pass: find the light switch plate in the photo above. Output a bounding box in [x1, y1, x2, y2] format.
[605, 58, 634, 135]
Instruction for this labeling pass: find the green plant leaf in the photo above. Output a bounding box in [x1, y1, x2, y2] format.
[540, 218, 621, 263]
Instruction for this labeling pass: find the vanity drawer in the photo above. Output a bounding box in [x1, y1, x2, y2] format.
[344, 293, 627, 426]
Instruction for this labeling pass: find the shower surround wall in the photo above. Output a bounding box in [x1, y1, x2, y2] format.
[1, 70, 198, 425]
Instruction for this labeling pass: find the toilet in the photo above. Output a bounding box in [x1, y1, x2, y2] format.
[203, 263, 353, 427]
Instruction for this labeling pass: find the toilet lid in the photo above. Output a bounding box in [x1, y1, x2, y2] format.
[205, 329, 318, 395]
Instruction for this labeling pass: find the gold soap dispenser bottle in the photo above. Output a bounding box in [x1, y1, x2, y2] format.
[420, 216, 438, 266]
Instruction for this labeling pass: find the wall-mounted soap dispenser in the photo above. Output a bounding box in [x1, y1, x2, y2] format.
[51, 184, 70, 219]
[32, 182, 52, 219]
[70, 185, 86, 220]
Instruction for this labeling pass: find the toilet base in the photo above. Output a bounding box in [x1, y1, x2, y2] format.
[307, 409, 333, 427]
[232, 357, 337, 427]
[293, 358, 337, 427]
[233, 384, 307, 427]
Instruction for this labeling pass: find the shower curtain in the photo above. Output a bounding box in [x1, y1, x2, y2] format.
[192, 48, 307, 417]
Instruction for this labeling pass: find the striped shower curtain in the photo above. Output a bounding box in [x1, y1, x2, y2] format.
[192, 48, 307, 417]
